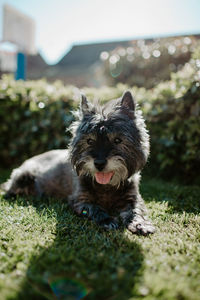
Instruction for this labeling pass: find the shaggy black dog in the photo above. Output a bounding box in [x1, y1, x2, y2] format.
[1, 91, 155, 235]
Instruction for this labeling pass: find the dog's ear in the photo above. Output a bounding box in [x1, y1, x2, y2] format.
[80, 94, 94, 116]
[121, 90, 135, 111]
[81, 94, 89, 113]
[117, 90, 135, 119]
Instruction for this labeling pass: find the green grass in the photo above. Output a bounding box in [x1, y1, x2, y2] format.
[0, 175, 200, 300]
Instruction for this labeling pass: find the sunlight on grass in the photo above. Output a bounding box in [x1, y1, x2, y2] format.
[0, 178, 200, 299]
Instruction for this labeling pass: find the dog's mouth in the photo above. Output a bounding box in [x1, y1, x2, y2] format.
[95, 171, 114, 185]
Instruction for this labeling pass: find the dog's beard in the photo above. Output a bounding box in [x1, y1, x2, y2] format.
[74, 155, 128, 188]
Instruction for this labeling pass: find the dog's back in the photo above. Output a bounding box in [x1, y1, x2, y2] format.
[1, 150, 73, 199]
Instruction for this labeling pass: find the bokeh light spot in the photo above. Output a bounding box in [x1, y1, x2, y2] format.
[196, 59, 200, 68]
[118, 48, 126, 56]
[143, 52, 151, 59]
[49, 277, 88, 300]
[126, 47, 134, 55]
[100, 51, 109, 61]
[181, 46, 188, 53]
[38, 102, 45, 109]
[184, 37, 191, 45]
[126, 55, 134, 62]
[168, 45, 176, 55]
[110, 61, 123, 78]
[109, 55, 120, 64]
[153, 50, 161, 58]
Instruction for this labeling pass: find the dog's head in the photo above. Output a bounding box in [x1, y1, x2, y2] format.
[70, 91, 149, 187]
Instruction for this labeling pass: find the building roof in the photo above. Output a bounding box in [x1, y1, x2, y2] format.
[57, 40, 132, 69]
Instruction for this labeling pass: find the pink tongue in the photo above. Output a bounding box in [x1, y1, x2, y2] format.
[95, 172, 114, 184]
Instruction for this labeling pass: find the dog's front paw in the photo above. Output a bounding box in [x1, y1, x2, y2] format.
[127, 216, 155, 236]
[99, 217, 119, 230]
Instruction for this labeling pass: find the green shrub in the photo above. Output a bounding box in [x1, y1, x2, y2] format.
[0, 77, 75, 167]
[145, 48, 200, 183]
[147, 82, 200, 183]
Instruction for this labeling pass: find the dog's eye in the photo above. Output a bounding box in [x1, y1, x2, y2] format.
[114, 138, 122, 144]
[87, 138, 95, 146]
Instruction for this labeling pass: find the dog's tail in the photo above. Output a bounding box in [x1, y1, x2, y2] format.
[0, 181, 8, 192]
[0, 179, 13, 197]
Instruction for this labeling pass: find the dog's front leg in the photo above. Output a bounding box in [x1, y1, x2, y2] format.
[73, 202, 119, 230]
[120, 194, 155, 235]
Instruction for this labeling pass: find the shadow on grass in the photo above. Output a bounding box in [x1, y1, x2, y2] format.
[8, 197, 144, 300]
[141, 176, 200, 214]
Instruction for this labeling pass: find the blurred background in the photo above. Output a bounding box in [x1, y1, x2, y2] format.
[1, 0, 200, 87]
[0, 0, 200, 183]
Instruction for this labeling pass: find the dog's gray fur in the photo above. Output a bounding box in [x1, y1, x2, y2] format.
[1, 91, 155, 235]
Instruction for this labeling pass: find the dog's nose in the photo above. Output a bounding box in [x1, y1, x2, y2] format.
[94, 159, 107, 171]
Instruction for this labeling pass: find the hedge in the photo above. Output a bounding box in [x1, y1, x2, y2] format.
[0, 78, 75, 167]
[145, 48, 200, 183]
[0, 46, 200, 183]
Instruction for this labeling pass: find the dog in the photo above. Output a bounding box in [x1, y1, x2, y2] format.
[1, 91, 155, 235]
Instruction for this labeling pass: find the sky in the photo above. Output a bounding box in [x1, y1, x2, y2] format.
[0, 0, 200, 65]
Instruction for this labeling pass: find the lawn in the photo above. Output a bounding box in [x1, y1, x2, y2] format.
[0, 174, 199, 300]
